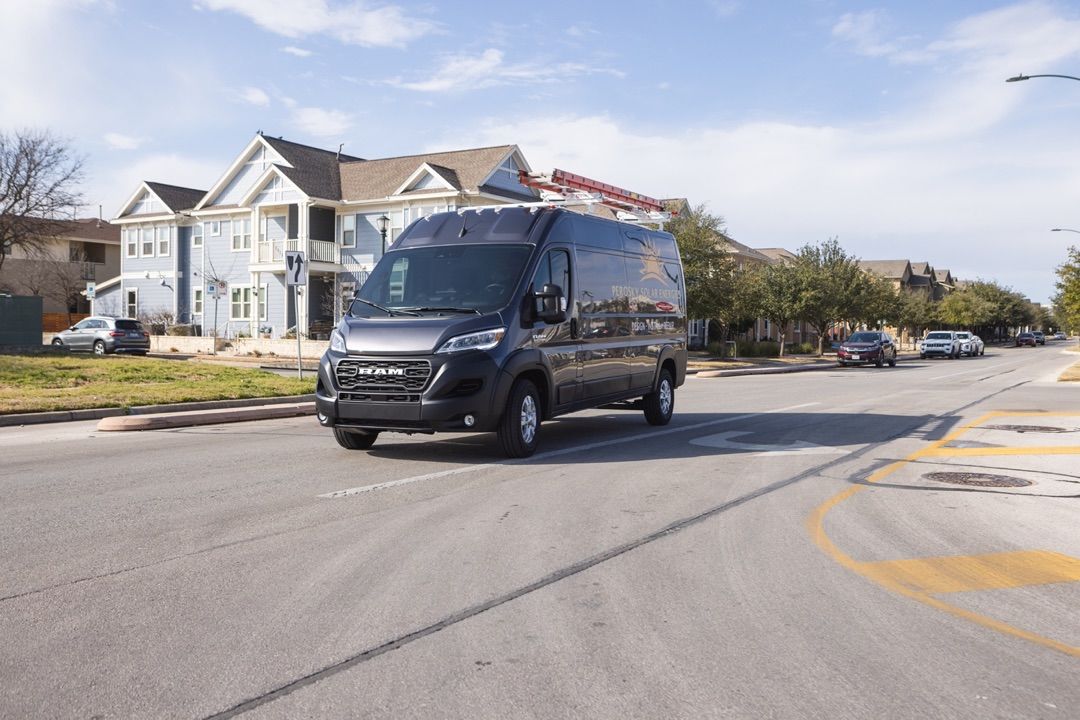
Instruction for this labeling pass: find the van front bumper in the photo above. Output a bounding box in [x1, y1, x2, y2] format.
[316, 351, 507, 433]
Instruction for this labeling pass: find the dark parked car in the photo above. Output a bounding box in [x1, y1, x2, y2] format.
[1032, 331, 1046, 345]
[1015, 332, 1036, 347]
[52, 316, 150, 355]
[837, 331, 897, 367]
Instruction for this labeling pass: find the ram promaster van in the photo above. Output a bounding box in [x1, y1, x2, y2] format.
[315, 206, 687, 457]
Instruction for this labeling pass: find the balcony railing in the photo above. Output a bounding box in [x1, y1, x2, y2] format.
[255, 238, 339, 265]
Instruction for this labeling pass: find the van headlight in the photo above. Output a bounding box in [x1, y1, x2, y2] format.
[330, 328, 347, 354]
[436, 327, 506, 354]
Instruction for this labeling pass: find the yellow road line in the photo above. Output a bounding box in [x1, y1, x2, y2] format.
[925, 446, 1080, 457]
[806, 410, 1080, 658]
[859, 550, 1080, 594]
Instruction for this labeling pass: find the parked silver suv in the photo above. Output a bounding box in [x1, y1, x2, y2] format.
[920, 331, 961, 359]
[52, 316, 150, 355]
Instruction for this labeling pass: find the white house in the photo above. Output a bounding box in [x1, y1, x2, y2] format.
[99, 133, 538, 338]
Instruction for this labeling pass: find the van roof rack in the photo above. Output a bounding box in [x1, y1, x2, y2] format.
[505, 169, 672, 227]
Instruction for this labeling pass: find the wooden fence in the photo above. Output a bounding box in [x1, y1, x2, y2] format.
[42, 313, 90, 332]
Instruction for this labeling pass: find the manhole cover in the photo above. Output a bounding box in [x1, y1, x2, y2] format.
[982, 424, 1075, 434]
[924, 472, 1032, 488]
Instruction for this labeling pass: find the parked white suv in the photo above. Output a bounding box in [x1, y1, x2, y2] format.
[920, 331, 961, 359]
[955, 331, 984, 356]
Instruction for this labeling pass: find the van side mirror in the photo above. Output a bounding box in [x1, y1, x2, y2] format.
[534, 283, 567, 324]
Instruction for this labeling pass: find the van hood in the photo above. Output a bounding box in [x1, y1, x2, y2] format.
[338, 313, 504, 355]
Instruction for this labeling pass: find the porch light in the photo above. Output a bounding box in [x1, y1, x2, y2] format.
[377, 214, 390, 254]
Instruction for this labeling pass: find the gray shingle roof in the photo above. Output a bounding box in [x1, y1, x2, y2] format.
[755, 247, 798, 263]
[339, 145, 519, 201]
[858, 259, 912, 279]
[722, 234, 772, 263]
[145, 182, 207, 212]
[262, 135, 362, 201]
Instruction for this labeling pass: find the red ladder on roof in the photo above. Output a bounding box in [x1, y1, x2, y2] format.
[518, 168, 667, 216]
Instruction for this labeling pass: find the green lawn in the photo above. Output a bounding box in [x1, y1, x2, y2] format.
[0, 354, 315, 414]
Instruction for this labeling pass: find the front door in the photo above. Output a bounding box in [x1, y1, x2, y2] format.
[530, 247, 580, 407]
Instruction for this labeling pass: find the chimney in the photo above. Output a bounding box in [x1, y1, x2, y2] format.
[97, 205, 103, 228]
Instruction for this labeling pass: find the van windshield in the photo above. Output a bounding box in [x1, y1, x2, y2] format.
[350, 244, 533, 317]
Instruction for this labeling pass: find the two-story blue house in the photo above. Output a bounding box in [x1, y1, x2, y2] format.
[97, 133, 538, 339]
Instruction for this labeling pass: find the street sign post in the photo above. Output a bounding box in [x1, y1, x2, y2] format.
[285, 251, 307, 378]
[206, 281, 227, 355]
[85, 281, 95, 300]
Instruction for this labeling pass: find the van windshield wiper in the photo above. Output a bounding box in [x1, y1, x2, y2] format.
[396, 306, 482, 315]
[351, 299, 420, 317]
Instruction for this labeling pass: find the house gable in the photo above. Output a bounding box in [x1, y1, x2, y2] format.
[238, 166, 308, 207]
[116, 183, 171, 218]
[477, 147, 535, 198]
[197, 135, 291, 209]
[392, 163, 458, 196]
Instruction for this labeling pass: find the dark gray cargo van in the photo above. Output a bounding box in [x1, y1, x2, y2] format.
[316, 206, 687, 457]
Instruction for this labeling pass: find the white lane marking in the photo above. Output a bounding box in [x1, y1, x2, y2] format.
[927, 354, 1031, 381]
[689, 430, 851, 456]
[319, 401, 820, 499]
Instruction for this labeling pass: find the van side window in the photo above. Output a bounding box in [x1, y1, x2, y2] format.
[533, 249, 570, 295]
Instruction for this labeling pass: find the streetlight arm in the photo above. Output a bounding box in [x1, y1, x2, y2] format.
[1007, 73, 1080, 82]
[1051, 228, 1080, 234]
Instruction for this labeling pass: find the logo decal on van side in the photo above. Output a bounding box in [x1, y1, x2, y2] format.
[640, 239, 670, 285]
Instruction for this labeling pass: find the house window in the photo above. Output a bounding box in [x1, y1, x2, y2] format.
[126, 288, 138, 318]
[156, 226, 170, 256]
[125, 229, 137, 258]
[230, 286, 253, 320]
[210, 221, 221, 236]
[342, 214, 355, 247]
[193, 287, 203, 316]
[140, 228, 154, 257]
[232, 218, 252, 251]
[192, 224, 203, 249]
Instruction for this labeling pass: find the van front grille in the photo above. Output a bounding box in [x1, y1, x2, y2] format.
[335, 359, 432, 401]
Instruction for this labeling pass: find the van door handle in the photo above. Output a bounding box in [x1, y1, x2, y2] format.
[570, 318, 579, 339]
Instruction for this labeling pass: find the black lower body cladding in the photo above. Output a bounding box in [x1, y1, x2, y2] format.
[316, 350, 507, 433]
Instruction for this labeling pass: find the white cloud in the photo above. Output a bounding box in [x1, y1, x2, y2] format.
[240, 86, 270, 106]
[102, 153, 220, 218]
[103, 133, 142, 150]
[195, 0, 437, 48]
[291, 107, 352, 137]
[392, 48, 624, 93]
[832, 10, 904, 58]
[282, 45, 312, 57]
[435, 4, 1080, 304]
[708, 0, 740, 18]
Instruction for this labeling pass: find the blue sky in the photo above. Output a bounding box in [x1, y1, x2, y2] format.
[3, 1, 1080, 304]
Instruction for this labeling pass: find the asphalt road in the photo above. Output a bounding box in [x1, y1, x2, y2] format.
[2, 344, 1078, 719]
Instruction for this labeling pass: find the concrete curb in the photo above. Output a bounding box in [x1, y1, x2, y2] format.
[97, 402, 316, 431]
[0, 394, 316, 428]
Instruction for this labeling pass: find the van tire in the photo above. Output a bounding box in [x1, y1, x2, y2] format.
[643, 369, 674, 426]
[498, 378, 540, 458]
[333, 428, 379, 450]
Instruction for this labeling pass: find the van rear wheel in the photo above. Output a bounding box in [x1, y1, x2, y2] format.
[498, 378, 540, 458]
[333, 428, 379, 450]
[643, 369, 674, 426]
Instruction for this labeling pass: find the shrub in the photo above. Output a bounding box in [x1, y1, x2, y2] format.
[166, 324, 195, 336]
[738, 341, 781, 358]
[785, 342, 816, 355]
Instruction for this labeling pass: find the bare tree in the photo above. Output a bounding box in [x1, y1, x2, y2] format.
[0, 129, 84, 271]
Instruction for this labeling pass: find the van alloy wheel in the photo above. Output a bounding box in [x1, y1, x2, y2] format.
[644, 369, 674, 426]
[498, 378, 540, 458]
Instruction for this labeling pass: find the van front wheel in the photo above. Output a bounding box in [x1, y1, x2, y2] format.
[643, 369, 674, 426]
[333, 428, 379, 450]
[498, 378, 540, 458]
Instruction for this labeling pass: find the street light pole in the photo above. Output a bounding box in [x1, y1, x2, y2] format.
[1006, 73, 1080, 83]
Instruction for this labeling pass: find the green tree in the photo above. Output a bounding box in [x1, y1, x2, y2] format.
[667, 204, 737, 336]
[897, 292, 937, 345]
[1054, 246, 1080, 333]
[848, 273, 900, 330]
[794, 237, 864, 355]
[749, 259, 804, 356]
